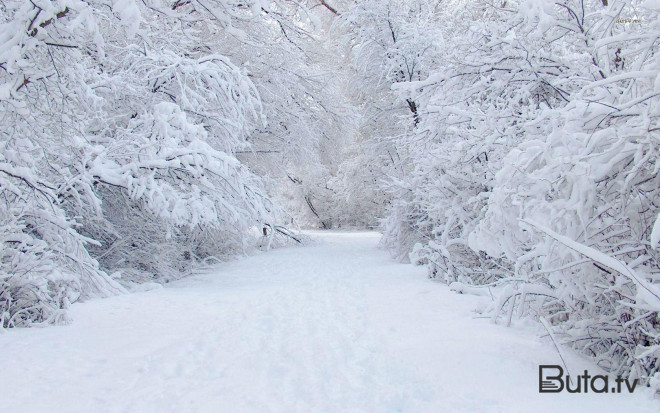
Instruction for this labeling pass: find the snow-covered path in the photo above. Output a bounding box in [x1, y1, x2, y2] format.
[2, 232, 657, 412]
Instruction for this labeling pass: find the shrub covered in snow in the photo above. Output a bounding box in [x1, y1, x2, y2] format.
[361, 0, 660, 385]
[0, 0, 297, 326]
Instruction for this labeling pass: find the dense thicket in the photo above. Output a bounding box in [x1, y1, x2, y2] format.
[0, 0, 346, 327]
[342, 0, 660, 387]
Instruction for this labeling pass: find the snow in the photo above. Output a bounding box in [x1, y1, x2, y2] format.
[651, 213, 660, 250]
[522, 218, 660, 309]
[1, 231, 657, 412]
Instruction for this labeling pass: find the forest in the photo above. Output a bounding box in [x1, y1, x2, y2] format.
[1, 0, 659, 393]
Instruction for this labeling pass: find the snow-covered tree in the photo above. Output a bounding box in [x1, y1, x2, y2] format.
[331, 0, 445, 234]
[0, 0, 309, 326]
[366, 0, 660, 384]
[470, 0, 660, 383]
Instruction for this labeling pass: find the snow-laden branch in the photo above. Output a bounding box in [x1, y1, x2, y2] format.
[522, 219, 660, 309]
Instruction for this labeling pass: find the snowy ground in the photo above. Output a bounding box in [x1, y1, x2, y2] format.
[2, 231, 657, 412]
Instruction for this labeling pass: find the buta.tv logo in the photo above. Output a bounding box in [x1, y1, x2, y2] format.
[539, 365, 639, 394]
